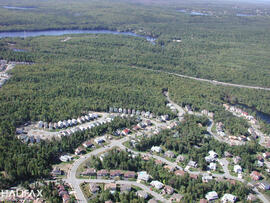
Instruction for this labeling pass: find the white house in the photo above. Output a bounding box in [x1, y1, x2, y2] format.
[151, 146, 162, 153]
[234, 165, 242, 174]
[209, 150, 218, 158]
[72, 119, 77, 125]
[202, 175, 213, 183]
[208, 163, 217, 171]
[60, 155, 72, 162]
[77, 118, 82, 124]
[85, 115, 90, 121]
[206, 191, 219, 201]
[137, 190, 148, 199]
[137, 171, 150, 182]
[63, 120, 68, 128]
[58, 121, 63, 128]
[221, 194, 237, 203]
[150, 181, 164, 190]
[188, 160, 198, 168]
[67, 119, 72, 126]
[37, 121, 44, 129]
[94, 136, 106, 144]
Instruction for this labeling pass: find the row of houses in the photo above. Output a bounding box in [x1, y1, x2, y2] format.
[109, 107, 154, 118]
[223, 104, 257, 124]
[57, 184, 71, 203]
[58, 118, 113, 138]
[205, 191, 237, 203]
[81, 168, 137, 179]
[37, 113, 99, 130]
[89, 183, 134, 195]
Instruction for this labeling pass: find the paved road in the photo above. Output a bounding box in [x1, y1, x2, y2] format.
[133, 66, 270, 91]
[65, 98, 269, 203]
[65, 136, 131, 202]
[77, 179, 169, 203]
[164, 92, 185, 117]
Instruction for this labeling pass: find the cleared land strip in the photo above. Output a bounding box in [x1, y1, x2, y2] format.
[132, 66, 270, 91]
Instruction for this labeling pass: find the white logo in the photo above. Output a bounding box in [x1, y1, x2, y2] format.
[1, 189, 43, 199]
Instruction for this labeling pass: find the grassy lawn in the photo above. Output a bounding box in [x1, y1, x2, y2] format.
[80, 182, 92, 199]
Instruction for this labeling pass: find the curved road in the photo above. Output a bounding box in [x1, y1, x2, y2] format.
[65, 97, 269, 203]
[133, 66, 270, 91]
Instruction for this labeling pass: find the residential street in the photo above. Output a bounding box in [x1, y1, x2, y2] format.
[64, 97, 269, 203]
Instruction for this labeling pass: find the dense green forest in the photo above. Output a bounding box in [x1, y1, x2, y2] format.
[1, 0, 270, 86]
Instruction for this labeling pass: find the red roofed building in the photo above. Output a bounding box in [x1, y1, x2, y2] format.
[250, 171, 262, 181]
[122, 128, 130, 136]
[200, 199, 208, 203]
[190, 174, 198, 179]
[174, 170, 185, 176]
[62, 194, 70, 203]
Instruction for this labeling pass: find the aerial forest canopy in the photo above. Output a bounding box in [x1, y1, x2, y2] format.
[0, 0, 270, 189]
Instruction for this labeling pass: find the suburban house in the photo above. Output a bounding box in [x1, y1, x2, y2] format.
[174, 170, 185, 176]
[89, 183, 100, 193]
[62, 194, 70, 203]
[58, 121, 64, 129]
[110, 170, 123, 179]
[163, 165, 175, 172]
[150, 180, 164, 190]
[122, 128, 130, 136]
[202, 175, 213, 183]
[120, 184, 131, 193]
[190, 174, 198, 179]
[60, 155, 72, 162]
[97, 169, 109, 179]
[247, 194, 257, 201]
[83, 141, 93, 148]
[37, 121, 44, 129]
[234, 165, 242, 174]
[208, 163, 217, 171]
[205, 191, 219, 201]
[263, 152, 270, 159]
[165, 150, 175, 158]
[136, 190, 148, 199]
[199, 199, 208, 203]
[250, 171, 262, 181]
[124, 171, 136, 179]
[233, 156, 241, 164]
[188, 160, 198, 168]
[137, 171, 150, 182]
[169, 194, 183, 202]
[163, 185, 174, 195]
[105, 183, 117, 193]
[148, 199, 158, 203]
[81, 168, 96, 176]
[155, 160, 163, 165]
[151, 146, 162, 153]
[259, 181, 270, 190]
[221, 194, 237, 203]
[94, 136, 106, 144]
[51, 167, 62, 176]
[75, 147, 85, 155]
[176, 155, 185, 162]
[224, 151, 233, 158]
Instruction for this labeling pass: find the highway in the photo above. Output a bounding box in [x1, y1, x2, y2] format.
[133, 66, 270, 91]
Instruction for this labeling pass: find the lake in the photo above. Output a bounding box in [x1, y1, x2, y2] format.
[0, 29, 156, 44]
[2, 6, 36, 10]
[236, 13, 255, 17]
[177, 9, 210, 16]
